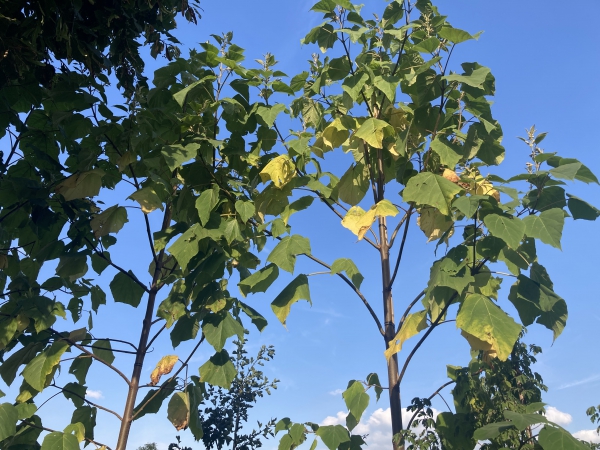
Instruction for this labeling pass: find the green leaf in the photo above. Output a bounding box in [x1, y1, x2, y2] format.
[235, 200, 255, 223]
[62, 382, 86, 407]
[281, 196, 314, 225]
[473, 421, 515, 440]
[438, 26, 477, 44]
[167, 224, 202, 271]
[342, 381, 369, 423]
[373, 75, 400, 102]
[330, 258, 363, 289]
[431, 137, 463, 167]
[40, 431, 80, 450]
[202, 313, 244, 352]
[55, 169, 105, 201]
[443, 66, 491, 88]
[0, 403, 17, 441]
[23, 341, 69, 391]
[336, 163, 370, 206]
[483, 214, 525, 249]
[567, 194, 600, 220]
[403, 172, 463, 215]
[384, 310, 428, 360]
[272, 80, 295, 95]
[133, 379, 177, 420]
[92, 339, 115, 365]
[453, 195, 486, 219]
[503, 410, 548, 430]
[353, 118, 393, 149]
[128, 187, 164, 214]
[173, 77, 215, 108]
[271, 275, 311, 326]
[167, 392, 190, 431]
[508, 275, 567, 340]
[238, 264, 280, 297]
[456, 294, 522, 360]
[56, 254, 88, 282]
[316, 425, 350, 450]
[90, 205, 128, 238]
[90, 286, 106, 313]
[238, 301, 268, 332]
[267, 235, 311, 273]
[256, 104, 286, 128]
[199, 350, 237, 389]
[538, 425, 590, 450]
[186, 385, 204, 440]
[63, 422, 85, 443]
[196, 185, 220, 226]
[110, 271, 145, 307]
[523, 208, 564, 249]
[69, 354, 93, 385]
[342, 72, 369, 101]
[91, 253, 110, 275]
[162, 143, 199, 171]
[366, 373, 383, 401]
[550, 163, 582, 181]
[15, 402, 37, 420]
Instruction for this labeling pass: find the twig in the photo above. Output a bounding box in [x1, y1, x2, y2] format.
[51, 383, 123, 421]
[405, 380, 455, 430]
[395, 290, 425, 335]
[388, 206, 413, 289]
[146, 324, 166, 351]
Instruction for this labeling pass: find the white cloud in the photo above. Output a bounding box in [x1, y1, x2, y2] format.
[320, 407, 440, 450]
[86, 389, 103, 400]
[328, 389, 343, 396]
[545, 406, 572, 426]
[573, 429, 600, 444]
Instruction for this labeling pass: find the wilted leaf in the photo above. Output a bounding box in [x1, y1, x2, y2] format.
[150, 355, 179, 386]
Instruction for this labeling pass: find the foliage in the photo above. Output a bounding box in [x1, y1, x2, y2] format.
[137, 444, 159, 450]
[0, 0, 200, 90]
[191, 338, 278, 450]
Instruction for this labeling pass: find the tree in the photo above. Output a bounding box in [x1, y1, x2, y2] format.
[228, 1, 599, 449]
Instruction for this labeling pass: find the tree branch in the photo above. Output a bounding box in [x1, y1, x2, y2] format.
[388, 206, 413, 289]
[51, 383, 123, 421]
[396, 290, 425, 335]
[405, 380, 455, 430]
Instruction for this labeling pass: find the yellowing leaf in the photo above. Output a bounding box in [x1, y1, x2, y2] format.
[341, 200, 399, 240]
[55, 169, 105, 201]
[259, 155, 296, 188]
[417, 208, 454, 243]
[167, 392, 190, 431]
[90, 205, 128, 238]
[384, 310, 428, 360]
[461, 331, 497, 362]
[128, 187, 164, 214]
[442, 169, 459, 183]
[475, 179, 500, 202]
[150, 355, 179, 386]
[321, 118, 349, 149]
[353, 118, 393, 149]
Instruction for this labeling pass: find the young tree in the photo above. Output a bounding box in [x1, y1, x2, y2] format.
[231, 1, 599, 449]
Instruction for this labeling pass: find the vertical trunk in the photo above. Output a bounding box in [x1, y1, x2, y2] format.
[115, 205, 172, 450]
[379, 216, 402, 450]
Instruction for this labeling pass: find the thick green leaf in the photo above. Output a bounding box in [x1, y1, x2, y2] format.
[90, 205, 128, 238]
[202, 313, 244, 352]
[167, 392, 190, 431]
[56, 254, 88, 282]
[186, 384, 204, 440]
[92, 339, 115, 365]
[550, 163, 582, 181]
[235, 200, 255, 223]
[431, 137, 463, 167]
[404, 172, 463, 216]
[162, 143, 199, 171]
[484, 214, 525, 249]
[238, 301, 268, 332]
[40, 431, 80, 450]
[167, 224, 202, 271]
[110, 271, 145, 307]
[69, 354, 93, 385]
[473, 421, 514, 440]
[255, 104, 286, 128]
[538, 425, 590, 450]
[523, 208, 564, 249]
[196, 185, 220, 226]
[0, 403, 17, 441]
[173, 76, 215, 107]
[456, 294, 522, 360]
[438, 26, 477, 44]
[342, 72, 369, 101]
[271, 275, 311, 326]
[567, 194, 600, 220]
[503, 410, 548, 430]
[443, 66, 490, 87]
[199, 350, 237, 389]
[267, 235, 311, 273]
[133, 379, 177, 420]
[342, 381, 369, 423]
[238, 264, 279, 297]
[336, 163, 370, 206]
[330, 258, 363, 289]
[23, 341, 69, 391]
[508, 275, 567, 340]
[384, 310, 428, 360]
[315, 425, 350, 450]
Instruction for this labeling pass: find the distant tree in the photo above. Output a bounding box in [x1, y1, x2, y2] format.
[137, 444, 159, 450]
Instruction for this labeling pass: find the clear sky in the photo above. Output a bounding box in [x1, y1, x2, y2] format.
[3, 1, 599, 449]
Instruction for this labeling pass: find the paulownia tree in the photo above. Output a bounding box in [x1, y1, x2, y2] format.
[221, 1, 599, 449]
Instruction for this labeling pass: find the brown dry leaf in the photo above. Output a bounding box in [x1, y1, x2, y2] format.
[150, 355, 179, 386]
[442, 168, 460, 183]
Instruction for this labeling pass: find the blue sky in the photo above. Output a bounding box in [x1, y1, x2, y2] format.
[2, 1, 600, 449]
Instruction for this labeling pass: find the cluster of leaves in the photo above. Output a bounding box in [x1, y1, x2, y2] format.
[0, 0, 201, 90]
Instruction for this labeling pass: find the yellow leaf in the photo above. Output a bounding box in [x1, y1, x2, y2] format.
[259, 155, 296, 188]
[417, 208, 454, 243]
[442, 169, 460, 183]
[388, 107, 409, 131]
[384, 310, 428, 360]
[475, 179, 500, 202]
[128, 187, 164, 214]
[150, 355, 179, 386]
[373, 199, 400, 218]
[461, 331, 498, 362]
[341, 200, 399, 240]
[321, 118, 349, 149]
